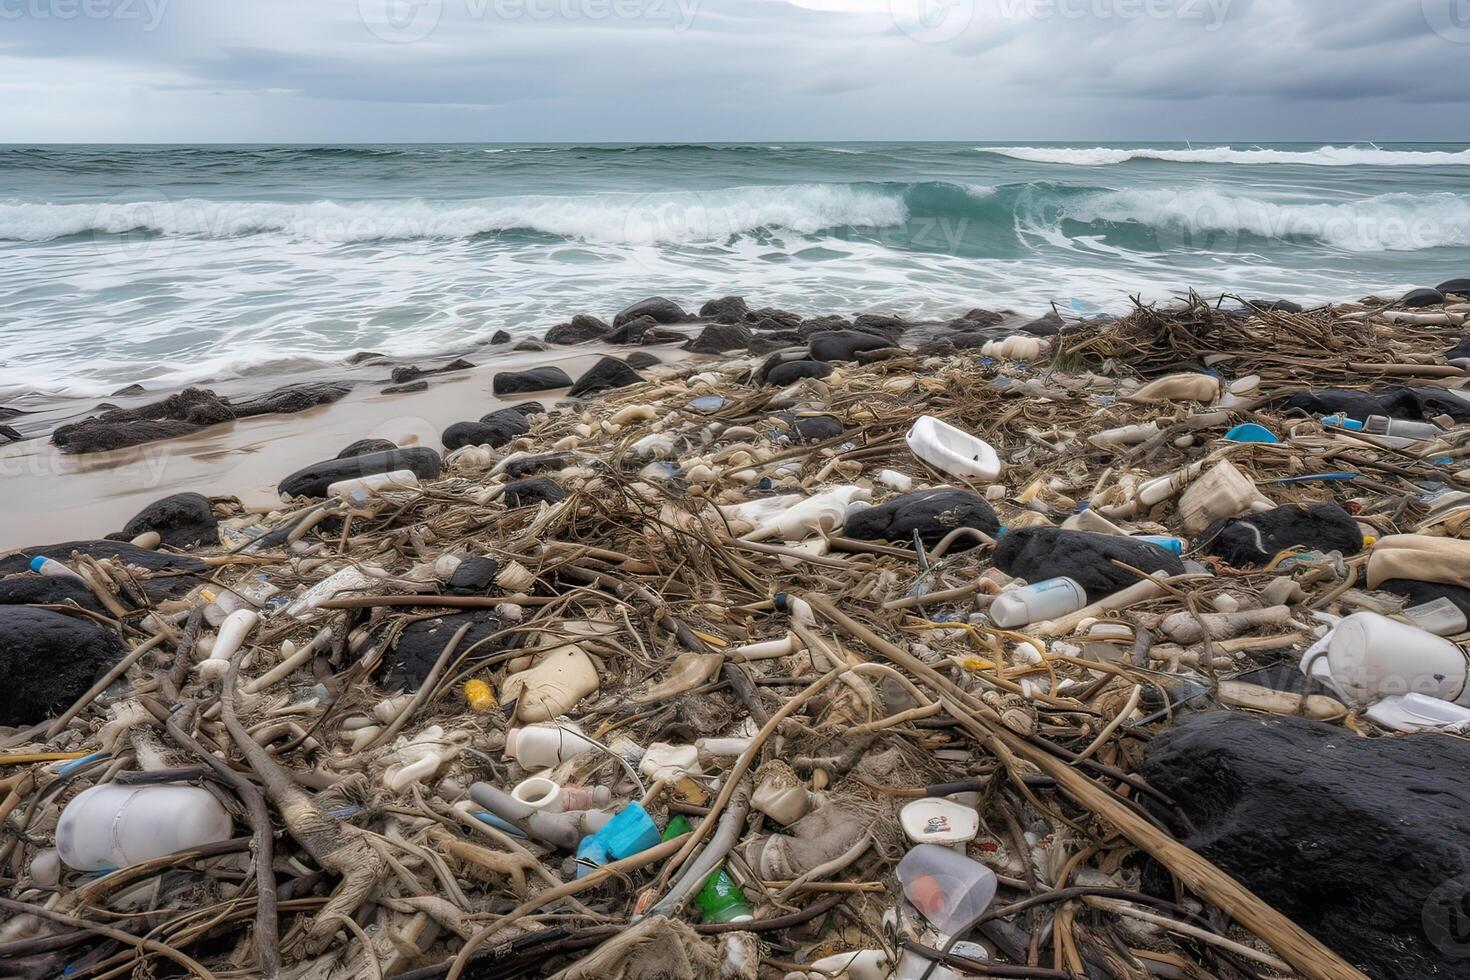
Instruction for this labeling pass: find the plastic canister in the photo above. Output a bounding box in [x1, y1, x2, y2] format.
[896, 844, 998, 937]
[1324, 612, 1470, 705]
[989, 578, 1087, 629]
[57, 784, 233, 871]
[504, 724, 600, 769]
[326, 469, 421, 497]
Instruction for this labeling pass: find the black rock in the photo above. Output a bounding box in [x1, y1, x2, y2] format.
[851, 313, 909, 342]
[1379, 579, 1470, 621]
[699, 295, 749, 322]
[443, 409, 529, 451]
[995, 527, 1184, 601]
[613, 296, 687, 328]
[749, 331, 805, 355]
[686, 322, 753, 354]
[952, 308, 1005, 328]
[1438, 278, 1470, 298]
[750, 308, 803, 329]
[603, 314, 658, 344]
[0, 574, 107, 614]
[765, 360, 834, 387]
[347, 351, 389, 365]
[391, 358, 473, 385]
[504, 401, 546, 418]
[1143, 711, 1470, 980]
[1446, 335, 1470, 365]
[379, 610, 506, 692]
[796, 315, 851, 339]
[569, 357, 642, 398]
[112, 492, 218, 551]
[0, 606, 128, 727]
[807, 330, 892, 362]
[1201, 502, 1363, 568]
[492, 366, 572, 396]
[624, 351, 662, 370]
[514, 339, 551, 352]
[1280, 386, 1470, 424]
[1243, 298, 1304, 314]
[0, 425, 22, 443]
[338, 438, 398, 459]
[0, 541, 207, 587]
[774, 413, 843, 443]
[1019, 310, 1065, 336]
[1402, 287, 1445, 308]
[112, 383, 146, 397]
[381, 381, 429, 394]
[231, 381, 353, 418]
[549, 314, 612, 344]
[278, 447, 443, 499]
[500, 452, 572, 479]
[845, 488, 999, 550]
[491, 329, 512, 344]
[503, 477, 567, 508]
[447, 556, 500, 596]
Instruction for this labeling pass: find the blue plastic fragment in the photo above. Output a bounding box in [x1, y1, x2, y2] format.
[1224, 423, 1278, 444]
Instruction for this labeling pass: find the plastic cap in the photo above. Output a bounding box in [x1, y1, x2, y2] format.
[28, 556, 46, 573]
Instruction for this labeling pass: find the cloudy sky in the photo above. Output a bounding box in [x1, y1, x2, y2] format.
[1, 0, 1467, 142]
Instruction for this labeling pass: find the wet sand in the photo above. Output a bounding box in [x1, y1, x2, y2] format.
[0, 344, 689, 549]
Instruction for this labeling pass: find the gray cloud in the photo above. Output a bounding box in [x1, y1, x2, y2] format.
[0, 0, 1465, 141]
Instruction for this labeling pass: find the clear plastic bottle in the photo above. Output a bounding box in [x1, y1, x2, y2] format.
[57, 785, 233, 871]
[989, 578, 1087, 629]
[896, 844, 998, 937]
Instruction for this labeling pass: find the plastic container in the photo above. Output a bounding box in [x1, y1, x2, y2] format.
[1313, 612, 1470, 706]
[1135, 535, 1185, 556]
[1224, 423, 1278, 444]
[906, 416, 1002, 481]
[896, 844, 998, 937]
[575, 802, 661, 876]
[742, 486, 869, 543]
[1322, 414, 1365, 431]
[639, 743, 702, 782]
[1176, 459, 1272, 534]
[1364, 415, 1441, 442]
[326, 469, 420, 497]
[504, 724, 600, 769]
[662, 815, 754, 923]
[29, 556, 85, 582]
[57, 784, 233, 871]
[899, 798, 980, 846]
[1088, 421, 1159, 449]
[1366, 693, 1470, 732]
[989, 578, 1087, 629]
[511, 776, 564, 812]
[1405, 597, 1470, 637]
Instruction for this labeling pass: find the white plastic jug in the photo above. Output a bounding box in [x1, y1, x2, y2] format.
[327, 469, 420, 498]
[989, 578, 1087, 629]
[906, 417, 1002, 482]
[57, 784, 233, 871]
[741, 486, 869, 543]
[1307, 612, 1470, 706]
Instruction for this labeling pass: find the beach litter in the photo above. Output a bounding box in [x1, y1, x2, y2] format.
[5, 287, 1470, 978]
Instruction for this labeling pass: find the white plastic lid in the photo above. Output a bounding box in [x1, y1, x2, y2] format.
[900, 798, 980, 845]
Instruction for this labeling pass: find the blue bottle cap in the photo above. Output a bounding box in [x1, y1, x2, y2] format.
[28, 556, 47, 573]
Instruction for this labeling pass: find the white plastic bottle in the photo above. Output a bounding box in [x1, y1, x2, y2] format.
[56, 785, 233, 871]
[29, 556, 85, 582]
[504, 724, 600, 769]
[1363, 416, 1441, 442]
[326, 469, 421, 498]
[989, 578, 1087, 629]
[1324, 611, 1470, 705]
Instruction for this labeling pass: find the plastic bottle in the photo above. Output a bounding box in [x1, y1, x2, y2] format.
[664, 816, 754, 923]
[1135, 535, 1185, 555]
[1322, 611, 1470, 706]
[29, 556, 85, 582]
[1364, 415, 1442, 442]
[896, 844, 998, 937]
[57, 784, 233, 871]
[906, 416, 1002, 481]
[503, 724, 599, 769]
[1322, 414, 1365, 431]
[326, 469, 421, 497]
[575, 802, 661, 877]
[989, 578, 1087, 629]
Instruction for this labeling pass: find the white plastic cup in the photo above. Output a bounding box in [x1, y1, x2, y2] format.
[896, 843, 998, 938]
[511, 776, 564, 812]
[1326, 611, 1470, 705]
[57, 784, 233, 871]
[989, 578, 1087, 629]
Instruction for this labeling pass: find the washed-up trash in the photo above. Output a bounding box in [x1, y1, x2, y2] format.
[57, 784, 233, 871]
[988, 577, 1087, 628]
[1201, 501, 1363, 567]
[906, 416, 1002, 481]
[995, 527, 1184, 601]
[1224, 422, 1278, 444]
[899, 798, 980, 846]
[896, 844, 998, 936]
[844, 487, 999, 549]
[1126, 371, 1220, 404]
[1302, 611, 1470, 706]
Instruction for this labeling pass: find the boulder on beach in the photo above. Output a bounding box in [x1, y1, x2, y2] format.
[1018, 310, 1065, 336]
[1279, 386, 1470, 424]
[442, 410, 529, 451]
[503, 477, 567, 508]
[773, 413, 843, 443]
[545, 314, 611, 345]
[613, 296, 687, 328]
[493, 366, 572, 396]
[0, 425, 23, 443]
[491, 330, 511, 344]
[845, 488, 999, 550]
[0, 606, 128, 727]
[765, 359, 833, 387]
[515, 339, 551, 352]
[1243, 298, 1304, 313]
[110, 492, 218, 551]
[504, 401, 546, 418]
[337, 438, 398, 459]
[995, 527, 1184, 601]
[0, 575, 107, 614]
[569, 357, 643, 398]
[749, 331, 804, 355]
[1144, 711, 1470, 980]
[1201, 502, 1363, 568]
[1402, 287, 1445, 308]
[699, 295, 749, 322]
[686, 322, 753, 355]
[391, 358, 473, 385]
[278, 447, 443, 499]
[796, 315, 851, 339]
[807, 329, 893, 362]
[624, 351, 662, 370]
[851, 313, 909, 342]
[0, 541, 206, 602]
[1438, 278, 1470, 298]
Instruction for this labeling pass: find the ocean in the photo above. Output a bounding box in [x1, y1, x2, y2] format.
[2, 141, 1468, 400]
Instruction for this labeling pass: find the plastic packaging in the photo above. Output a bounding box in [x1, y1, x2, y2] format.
[1364, 415, 1442, 442]
[878, 469, 915, 492]
[906, 416, 1002, 481]
[504, 723, 600, 769]
[57, 784, 233, 871]
[1135, 535, 1185, 555]
[283, 565, 382, 620]
[663, 815, 754, 923]
[742, 485, 870, 543]
[326, 469, 420, 497]
[1405, 597, 1470, 637]
[1365, 693, 1470, 733]
[899, 798, 980, 846]
[896, 844, 998, 937]
[28, 556, 84, 582]
[1306, 612, 1470, 706]
[989, 578, 1087, 629]
[1088, 421, 1159, 449]
[1176, 459, 1273, 534]
[501, 644, 600, 722]
[1127, 372, 1220, 404]
[575, 802, 661, 876]
[639, 742, 703, 782]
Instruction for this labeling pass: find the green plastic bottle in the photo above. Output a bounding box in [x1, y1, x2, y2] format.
[663, 816, 754, 923]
